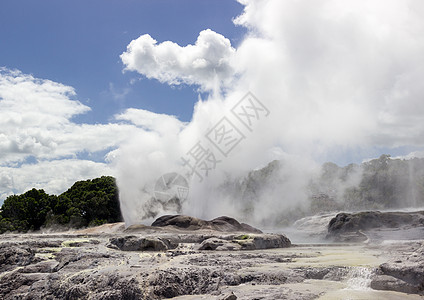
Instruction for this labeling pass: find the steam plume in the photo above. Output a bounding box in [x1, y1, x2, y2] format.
[113, 0, 424, 226]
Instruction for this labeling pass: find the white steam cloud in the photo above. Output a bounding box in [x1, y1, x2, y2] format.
[115, 0, 424, 226]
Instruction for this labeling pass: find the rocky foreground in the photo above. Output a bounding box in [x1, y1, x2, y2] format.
[0, 213, 423, 299]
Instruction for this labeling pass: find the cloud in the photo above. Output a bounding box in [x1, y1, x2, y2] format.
[120, 29, 236, 91]
[108, 83, 131, 101]
[0, 68, 137, 165]
[0, 68, 141, 201]
[233, 0, 424, 150]
[0, 159, 114, 201]
[115, 108, 184, 136]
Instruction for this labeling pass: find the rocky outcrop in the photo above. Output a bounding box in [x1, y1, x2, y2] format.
[371, 244, 424, 295]
[327, 211, 424, 242]
[234, 234, 292, 250]
[151, 215, 263, 233]
[108, 236, 177, 251]
[108, 233, 290, 252]
[197, 234, 291, 251]
[198, 237, 242, 251]
[0, 245, 40, 272]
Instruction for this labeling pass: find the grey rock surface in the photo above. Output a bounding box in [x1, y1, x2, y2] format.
[327, 211, 424, 242]
[0, 214, 422, 299]
[108, 236, 177, 251]
[151, 215, 263, 233]
[371, 243, 424, 295]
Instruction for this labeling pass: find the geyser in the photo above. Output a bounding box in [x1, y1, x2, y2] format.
[113, 0, 424, 226]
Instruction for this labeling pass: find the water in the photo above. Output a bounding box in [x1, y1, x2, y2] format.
[345, 267, 373, 290]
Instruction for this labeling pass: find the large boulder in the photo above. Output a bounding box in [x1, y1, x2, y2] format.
[151, 215, 209, 230]
[326, 211, 424, 242]
[198, 234, 291, 251]
[371, 244, 424, 295]
[151, 215, 262, 233]
[108, 236, 177, 251]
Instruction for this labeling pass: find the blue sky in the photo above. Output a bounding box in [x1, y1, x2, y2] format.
[0, 0, 246, 202]
[0, 0, 245, 123]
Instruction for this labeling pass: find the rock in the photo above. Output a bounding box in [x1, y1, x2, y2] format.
[0, 272, 48, 297]
[151, 215, 209, 230]
[328, 231, 368, 243]
[109, 216, 289, 252]
[371, 262, 424, 295]
[370, 242, 424, 295]
[198, 234, 291, 251]
[326, 211, 424, 242]
[151, 215, 262, 233]
[0, 245, 40, 272]
[19, 260, 59, 273]
[50, 270, 143, 300]
[210, 216, 262, 233]
[108, 236, 177, 251]
[0, 230, 421, 299]
[234, 234, 291, 250]
[198, 238, 242, 251]
[371, 275, 420, 294]
[220, 292, 237, 300]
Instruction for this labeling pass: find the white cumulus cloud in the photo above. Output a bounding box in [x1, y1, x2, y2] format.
[0, 68, 140, 201]
[120, 29, 236, 91]
[0, 159, 114, 201]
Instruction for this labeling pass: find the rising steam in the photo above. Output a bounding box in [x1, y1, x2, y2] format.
[112, 0, 424, 226]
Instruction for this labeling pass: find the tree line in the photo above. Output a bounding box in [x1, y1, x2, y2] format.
[0, 176, 121, 233]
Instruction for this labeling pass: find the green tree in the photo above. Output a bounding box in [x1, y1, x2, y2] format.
[0, 176, 122, 233]
[0, 189, 54, 232]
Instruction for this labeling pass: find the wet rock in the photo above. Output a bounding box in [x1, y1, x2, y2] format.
[371, 275, 420, 294]
[370, 242, 424, 295]
[372, 262, 424, 295]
